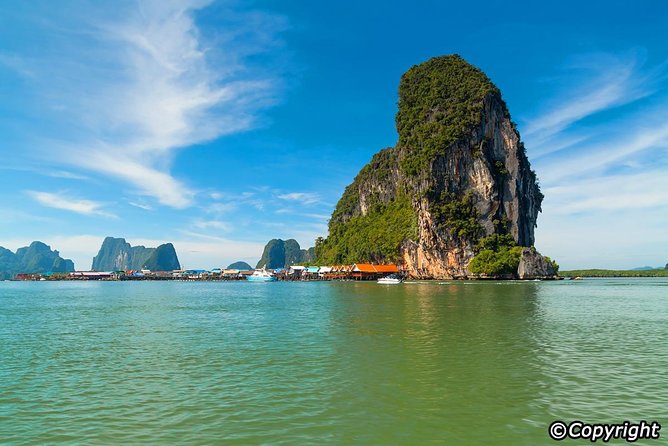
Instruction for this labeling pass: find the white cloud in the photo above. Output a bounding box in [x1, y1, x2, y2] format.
[11, 0, 285, 208]
[74, 153, 195, 208]
[26, 191, 116, 218]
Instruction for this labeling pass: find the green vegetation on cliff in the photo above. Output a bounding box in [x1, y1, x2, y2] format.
[320, 147, 417, 264]
[316, 193, 418, 264]
[430, 190, 484, 242]
[396, 55, 500, 176]
[329, 148, 398, 226]
[469, 234, 523, 276]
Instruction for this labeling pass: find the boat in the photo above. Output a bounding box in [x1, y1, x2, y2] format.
[377, 273, 403, 284]
[246, 267, 277, 282]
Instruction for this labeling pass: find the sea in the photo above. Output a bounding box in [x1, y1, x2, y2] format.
[1, 278, 667, 445]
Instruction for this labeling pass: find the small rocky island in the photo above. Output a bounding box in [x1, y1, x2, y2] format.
[316, 55, 557, 279]
[92, 237, 180, 271]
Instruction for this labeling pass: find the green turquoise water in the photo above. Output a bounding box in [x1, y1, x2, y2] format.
[1, 279, 667, 445]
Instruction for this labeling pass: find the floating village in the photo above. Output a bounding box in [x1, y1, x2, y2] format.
[13, 263, 402, 283]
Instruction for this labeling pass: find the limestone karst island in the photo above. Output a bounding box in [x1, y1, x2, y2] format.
[315, 55, 556, 279]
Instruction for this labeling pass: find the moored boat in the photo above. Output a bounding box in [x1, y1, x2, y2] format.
[246, 267, 277, 282]
[377, 273, 403, 284]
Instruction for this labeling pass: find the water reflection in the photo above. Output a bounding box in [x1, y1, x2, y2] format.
[327, 281, 546, 444]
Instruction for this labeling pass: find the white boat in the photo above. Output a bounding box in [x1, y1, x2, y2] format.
[246, 267, 277, 282]
[377, 274, 403, 284]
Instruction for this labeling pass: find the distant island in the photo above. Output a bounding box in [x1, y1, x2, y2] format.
[314, 55, 556, 279]
[0, 241, 74, 280]
[227, 261, 252, 270]
[92, 237, 180, 271]
[256, 239, 315, 269]
[560, 269, 668, 278]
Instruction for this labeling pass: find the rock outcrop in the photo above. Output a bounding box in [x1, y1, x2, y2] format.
[517, 248, 558, 279]
[0, 241, 75, 279]
[256, 239, 315, 269]
[91, 237, 180, 271]
[317, 55, 549, 279]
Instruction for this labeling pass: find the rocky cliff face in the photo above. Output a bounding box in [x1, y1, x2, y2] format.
[517, 248, 558, 279]
[318, 55, 546, 279]
[92, 237, 180, 271]
[0, 241, 75, 279]
[256, 239, 314, 269]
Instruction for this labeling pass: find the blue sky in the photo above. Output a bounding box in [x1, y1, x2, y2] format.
[0, 0, 667, 270]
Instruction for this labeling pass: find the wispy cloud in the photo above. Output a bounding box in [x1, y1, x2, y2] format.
[276, 192, 321, 205]
[27, 191, 116, 218]
[544, 169, 668, 214]
[192, 219, 232, 232]
[203, 202, 237, 215]
[0, 53, 36, 78]
[524, 52, 664, 155]
[0, 209, 59, 224]
[537, 116, 668, 184]
[128, 201, 153, 211]
[47, 170, 91, 181]
[0, 165, 91, 181]
[8, 0, 286, 208]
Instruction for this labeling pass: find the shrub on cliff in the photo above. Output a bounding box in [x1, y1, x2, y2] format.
[469, 246, 524, 276]
[469, 234, 522, 276]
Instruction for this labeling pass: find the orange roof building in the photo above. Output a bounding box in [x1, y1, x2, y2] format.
[352, 263, 399, 273]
